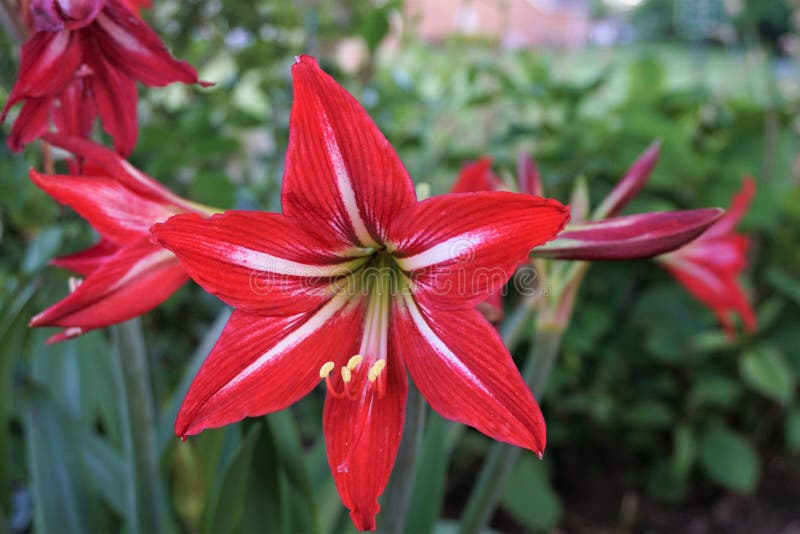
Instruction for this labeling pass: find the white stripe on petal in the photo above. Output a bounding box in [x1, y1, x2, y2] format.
[215, 293, 353, 394]
[43, 31, 70, 64]
[225, 245, 364, 278]
[96, 13, 144, 53]
[395, 232, 490, 272]
[318, 106, 376, 246]
[401, 293, 491, 396]
[113, 248, 175, 289]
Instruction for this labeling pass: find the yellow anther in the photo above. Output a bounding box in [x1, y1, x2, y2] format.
[367, 359, 386, 382]
[341, 367, 353, 383]
[347, 354, 363, 370]
[319, 361, 335, 379]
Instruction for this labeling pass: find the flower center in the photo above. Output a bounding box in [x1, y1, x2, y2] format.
[318, 354, 387, 399]
[318, 252, 399, 401]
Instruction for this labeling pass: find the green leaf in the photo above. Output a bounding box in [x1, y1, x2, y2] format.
[79, 432, 126, 515]
[0, 278, 39, 504]
[171, 440, 205, 530]
[500, 456, 561, 531]
[159, 308, 231, 454]
[739, 344, 795, 404]
[767, 267, 800, 308]
[623, 399, 674, 428]
[266, 410, 318, 532]
[22, 226, 63, 273]
[22, 387, 107, 533]
[688, 376, 742, 409]
[203, 424, 262, 533]
[671, 424, 696, 478]
[699, 423, 760, 493]
[786, 407, 800, 452]
[406, 415, 460, 534]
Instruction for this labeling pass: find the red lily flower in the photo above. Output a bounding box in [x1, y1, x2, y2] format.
[29, 134, 215, 343]
[658, 178, 757, 336]
[152, 56, 570, 531]
[2, 0, 205, 155]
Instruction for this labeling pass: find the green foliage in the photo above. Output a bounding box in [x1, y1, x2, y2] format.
[739, 344, 795, 404]
[501, 457, 561, 531]
[699, 424, 761, 493]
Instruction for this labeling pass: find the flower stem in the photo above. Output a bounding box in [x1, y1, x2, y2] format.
[378, 382, 426, 533]
[458, 324, 565, 534]
[112, 318, 165, 533]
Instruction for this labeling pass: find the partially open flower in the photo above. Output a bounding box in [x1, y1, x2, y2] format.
[658, 178, 757, 336]
[28, 134, 218, 343]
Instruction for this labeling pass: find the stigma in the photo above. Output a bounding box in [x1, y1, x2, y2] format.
[319, 354, 386, 400]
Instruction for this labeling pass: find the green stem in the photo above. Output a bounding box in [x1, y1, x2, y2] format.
[378, 383, 426, 533]
[112, 318, 165, 533]
[458, 325, 565, 534]
[498, 299, 534, 349]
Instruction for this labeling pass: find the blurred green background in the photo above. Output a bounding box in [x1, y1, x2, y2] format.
[1, 0, 799, 532]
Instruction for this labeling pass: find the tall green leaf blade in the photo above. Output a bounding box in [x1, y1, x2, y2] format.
[266, 410, 318, 532]
[0, 278, 39, 505]
[160, 307, 231, 454]
[406, 414, 460, 534]
[203, 424, 262, 533]
[22, 388, 106, 534]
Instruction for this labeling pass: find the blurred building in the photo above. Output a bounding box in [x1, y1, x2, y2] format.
[405, 0, 591, 49]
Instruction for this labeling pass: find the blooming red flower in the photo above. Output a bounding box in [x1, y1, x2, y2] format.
[2, 0, 204, 156]
[152, 56, 570, 531]
[29, 134, 214, 343]
[658, 178, 757, 336]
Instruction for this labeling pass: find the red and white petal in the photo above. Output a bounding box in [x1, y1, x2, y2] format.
[30, 169, 180, 244]
[46, 326, 93, 344]
[323, 353, 407, 531]
[90, 2, 201, 87]
[390, 191, 568, 309]
[450, 158, 500, 194]
[29, 238, 187, 331]
[1, 31, 82, 118]
[51, 239, 120, 276]
[395, 293, 545, 454]
[680, 234, 749, 273]
[88, 51, 139, 156]
[176, 295, 365, 436]
[282, 55, 416, 247]
[52, 77, 96, 140]
[40, 133, 199, 212]
[532, 208, 723, 261]
[593, 140, 660, 220]
[153, 211, 371, 315]
[6, 97, 51, 152]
